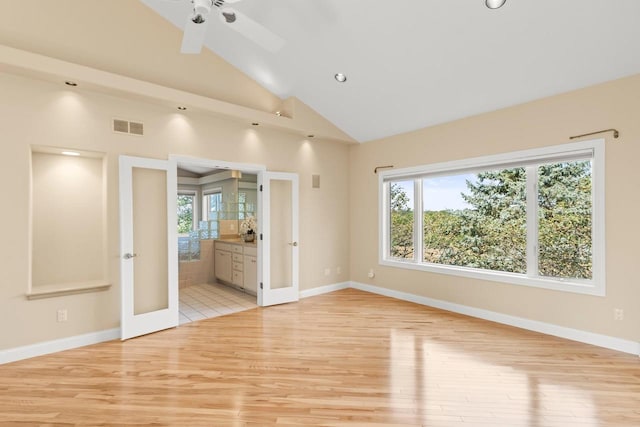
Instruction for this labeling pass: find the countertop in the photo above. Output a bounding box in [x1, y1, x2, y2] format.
[215, 237, 257, 248]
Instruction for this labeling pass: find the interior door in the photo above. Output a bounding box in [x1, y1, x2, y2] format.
[258, 172, 299, 306]
[119, 156, 178, 340]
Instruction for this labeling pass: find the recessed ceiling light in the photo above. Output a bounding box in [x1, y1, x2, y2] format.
[307, 134, 315, 138]
[486, 0, 506, 9]
[334, 73, 347, 83]
[61, 151, 80, 156]
[251, 122, 259, 126]
[64, 81, 78, 86]
[177, 106, 187, 110]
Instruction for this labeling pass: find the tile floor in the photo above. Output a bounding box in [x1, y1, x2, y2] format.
[179, 282, 257, 325]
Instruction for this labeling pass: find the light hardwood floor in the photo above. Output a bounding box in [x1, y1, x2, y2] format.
[1, 289, 639, 426]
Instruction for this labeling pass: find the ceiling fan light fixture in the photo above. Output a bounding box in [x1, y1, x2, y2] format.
[485, 0, 507, 9]
[192, 0, 213, 23]
[334, 73, 347, 83]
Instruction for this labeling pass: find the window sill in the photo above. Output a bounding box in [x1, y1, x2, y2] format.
[379, 258, 604, 297]
[27, 281, 112, 300]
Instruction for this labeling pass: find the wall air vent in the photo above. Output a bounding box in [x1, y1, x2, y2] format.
[113, 119, 129, 134]
[129, 122, 144, 136]
[112, 118, 144, 136]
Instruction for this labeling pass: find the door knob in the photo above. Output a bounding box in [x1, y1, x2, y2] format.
[288, 242, 298, 247]
[123, 253, 138, 259]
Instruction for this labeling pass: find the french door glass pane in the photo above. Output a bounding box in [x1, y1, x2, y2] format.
[270, 179, 292, 289]
[132, 167, 168, 315]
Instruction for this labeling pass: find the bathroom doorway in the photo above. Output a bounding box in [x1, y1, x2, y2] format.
[119, 155, 298, 338]
[174, 157, 263, 324]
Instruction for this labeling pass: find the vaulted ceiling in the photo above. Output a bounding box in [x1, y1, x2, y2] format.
[2, 1, 640, 143]
[141, 0, 640, 142]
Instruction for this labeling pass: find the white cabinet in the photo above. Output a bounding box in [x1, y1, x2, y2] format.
[214, 248, 232, 283]
[214, 240, 257, 294]
[232, 270, 244, 287]
[243, 254, 257, 294]
[230, 245, 244, 285]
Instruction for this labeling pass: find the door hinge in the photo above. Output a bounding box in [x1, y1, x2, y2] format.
[260, 233, 263, 241]
[260, 282, 263, 289]
[259, 185, 263, 191]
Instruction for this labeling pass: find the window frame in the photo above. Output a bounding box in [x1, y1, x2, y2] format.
[379, 139, 605, 296]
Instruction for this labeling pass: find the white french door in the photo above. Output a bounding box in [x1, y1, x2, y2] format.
[119, 156, 178, 340]
[258, 172, 299, 306]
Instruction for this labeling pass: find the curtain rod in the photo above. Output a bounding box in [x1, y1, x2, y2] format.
[374, 165, 394, 174]
[570, 128, 619, 140]
[374, 129, 618, 174]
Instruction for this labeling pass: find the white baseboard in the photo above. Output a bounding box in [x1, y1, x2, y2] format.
[299, 281, 350, 299]
[4, 281, 638, 363]
[0, 328, 120, 365]
[3, 282, 350, 364]
[350, 281, 640, 356]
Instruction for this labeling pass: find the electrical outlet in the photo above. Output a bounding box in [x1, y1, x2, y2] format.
[57, 309, 68, 323]
[324, 268, 331, 276]
[368, 269, 375, 279]
[614, 308, 624, 321]
[336, 266, 341, 275]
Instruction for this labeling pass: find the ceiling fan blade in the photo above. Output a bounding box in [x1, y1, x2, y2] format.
[181, 15, 210, 54]
[220, 8, 285, 53]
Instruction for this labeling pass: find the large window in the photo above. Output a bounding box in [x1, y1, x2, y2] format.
[380, 140, 604, 295]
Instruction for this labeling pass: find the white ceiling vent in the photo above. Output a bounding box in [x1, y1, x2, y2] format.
[113, 118, 144, 136]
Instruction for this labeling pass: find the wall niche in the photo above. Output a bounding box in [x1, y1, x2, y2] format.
[29, 147, 110, 299]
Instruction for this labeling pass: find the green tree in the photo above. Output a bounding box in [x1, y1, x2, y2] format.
[423, 210, 465, 262]
[392, 161, 592, 278]
[177, 195, 194, 234]
[537, 161, 592, 279]
[389, 183, 414, 259]
[440, 167, 528, 273]
[422, 162, 591, 278]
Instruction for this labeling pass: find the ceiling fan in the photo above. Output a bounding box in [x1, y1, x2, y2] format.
[172, 0, 284, 54]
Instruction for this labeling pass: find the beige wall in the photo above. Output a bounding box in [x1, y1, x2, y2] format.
[0, 72, 350, 350]
[0, 2, 355, 143]
[0, 0, 281, 114]
[349, 73, 640, 342]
